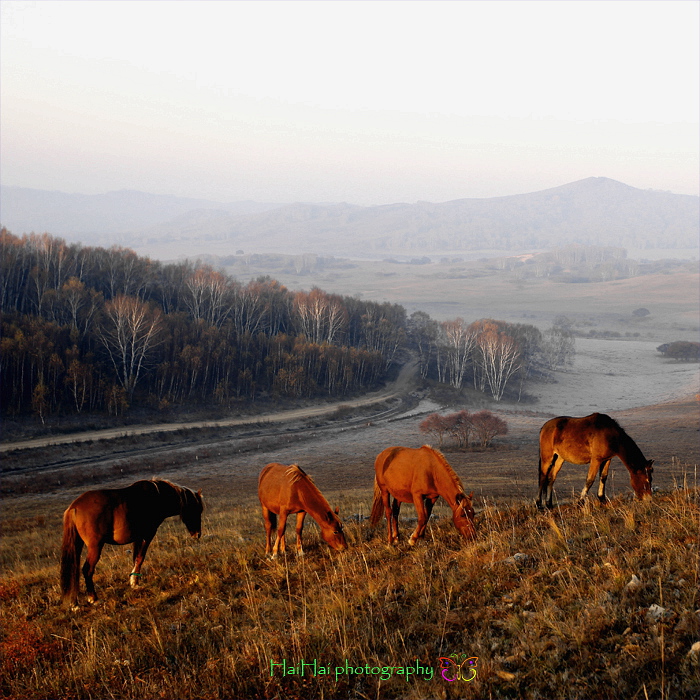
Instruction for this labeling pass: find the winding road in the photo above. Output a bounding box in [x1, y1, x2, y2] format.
[1, 360, 418, 453]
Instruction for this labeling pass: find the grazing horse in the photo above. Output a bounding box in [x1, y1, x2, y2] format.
[536, 413, 654, 509]
[258, 463, 348, 558]
[370, 446, 476, 545]
[61, 479, 203, 605]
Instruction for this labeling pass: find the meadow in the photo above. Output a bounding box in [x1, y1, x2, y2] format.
[1, 479, 698, 699]
[2, 253, 698, 699]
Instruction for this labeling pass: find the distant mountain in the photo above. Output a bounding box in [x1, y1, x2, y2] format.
[2, 178, 698, 256]
[0, 186, 282, 242]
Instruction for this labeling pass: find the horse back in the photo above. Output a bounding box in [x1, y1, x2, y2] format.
[540, 413, 623, 464]
[374, 446, 444, 502]
[258, 463, 312, 514]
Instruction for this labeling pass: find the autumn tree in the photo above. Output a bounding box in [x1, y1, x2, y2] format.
[470, 410, 508, 447]
[419, 412, 450, 446]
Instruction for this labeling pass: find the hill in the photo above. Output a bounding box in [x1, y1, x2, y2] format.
[2, 178, 698, 257]
[0, 186, 281, 243]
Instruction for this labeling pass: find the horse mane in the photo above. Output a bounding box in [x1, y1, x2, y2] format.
[592, 413, 626, 434]
[591, 414, 647, 468]
[146, 479, 198, 509]
[285, 465, 327, 502]
[421, 445, 466, 492]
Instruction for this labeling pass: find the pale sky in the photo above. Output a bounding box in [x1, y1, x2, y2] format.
[2, 0, 698, 205]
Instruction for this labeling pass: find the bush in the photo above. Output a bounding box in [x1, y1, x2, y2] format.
[420, 410, 508, 448]
[470, 410, 508, 447]
[658, 341, 700, 361]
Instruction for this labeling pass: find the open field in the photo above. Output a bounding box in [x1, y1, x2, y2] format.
[1, 258, 698, 699]
[212, 256, 699, 338]
[1, 339, 699, 699]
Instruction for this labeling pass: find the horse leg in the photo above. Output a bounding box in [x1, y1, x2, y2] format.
[381, 491, 394, 544]
[579, 459, 603, 506]
[262, 506, 276, 556]
[409, 494, 429, 546]
[272, 510, 289, 559]
[129, 537, 152, 587]
[82, 542, 104, 604]
[536, 453, 557, 509]
[390, 497, 401, 545]
[545, 456, 566, 509]
[596, 459, 612, 505]
[295, 512, 306, 555]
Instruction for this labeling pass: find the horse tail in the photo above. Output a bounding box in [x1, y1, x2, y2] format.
[370, 478, 384, 527]
[60, 508, 82, 605]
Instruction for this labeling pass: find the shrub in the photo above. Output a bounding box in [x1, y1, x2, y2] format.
[470, 410, 508, 447]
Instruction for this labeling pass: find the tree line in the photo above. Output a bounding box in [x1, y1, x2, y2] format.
[1, 230, 574, 421]
[0, 230, 404, 419]
[406, 312, 574, 401]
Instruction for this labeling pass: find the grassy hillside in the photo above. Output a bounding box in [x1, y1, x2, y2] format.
[1, 486, 698, 699]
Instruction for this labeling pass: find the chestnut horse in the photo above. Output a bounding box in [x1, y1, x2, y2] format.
[536, 413, 654, 509]
[258, 463, 348, 557]
[61, 479, 203, 605]
[370, 446, 476, 545]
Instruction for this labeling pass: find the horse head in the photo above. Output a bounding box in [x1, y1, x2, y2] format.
[453, 492, 477, 541]
[320, 507, 348, 552]
[181, 489, 204, 539]
[631, 460, 654, 499]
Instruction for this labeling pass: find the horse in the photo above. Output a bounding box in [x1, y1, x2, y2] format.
[370, 445, 476, 545]
[258, 463, 348, 558]
[61, 479, 203, 605]
[536, 413, 654, 509]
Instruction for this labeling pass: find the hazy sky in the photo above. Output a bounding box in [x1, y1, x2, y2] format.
[2, 0, 698, 205]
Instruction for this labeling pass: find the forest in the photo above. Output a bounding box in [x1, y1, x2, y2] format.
[0, 230, 573, 420]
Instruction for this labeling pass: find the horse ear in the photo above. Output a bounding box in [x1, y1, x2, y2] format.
[326, 510, 335, 523]
[197, 489, 203, 497]
[468, 492, 474, 500]
[334, 506, 340, 515]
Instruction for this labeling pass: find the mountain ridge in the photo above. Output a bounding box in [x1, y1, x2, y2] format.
[2, 178, 697, 256]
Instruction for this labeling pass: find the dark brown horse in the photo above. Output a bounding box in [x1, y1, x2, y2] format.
[536, 413, 654, 509]
[61, 479, 203, 605]
[370, 446, 476, 545]
[258, 463, 348, 558]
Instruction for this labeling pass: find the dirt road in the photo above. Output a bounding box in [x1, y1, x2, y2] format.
[0, 359, 418, 453]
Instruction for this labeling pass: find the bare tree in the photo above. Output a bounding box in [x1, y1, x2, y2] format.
[470, 410, 508, 447]
[97, 295, 164, 399]
[419, 412, 450, 447]
[475, 322, 521, 401]
[440, 318, 477, 389]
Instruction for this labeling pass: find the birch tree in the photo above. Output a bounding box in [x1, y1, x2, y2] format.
[98, 295, 163, 399]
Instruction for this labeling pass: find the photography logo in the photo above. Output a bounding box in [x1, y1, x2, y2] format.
[438, 653, 478, 682]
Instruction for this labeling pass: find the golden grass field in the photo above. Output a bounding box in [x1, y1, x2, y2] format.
[1, 482, 698, 700]
[1, 264, 698, 699]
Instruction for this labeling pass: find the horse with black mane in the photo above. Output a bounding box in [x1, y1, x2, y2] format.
[61, 479, 203, 605]
[536, 413, 653, 509]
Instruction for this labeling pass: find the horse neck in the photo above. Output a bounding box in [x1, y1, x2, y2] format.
[154, 481, 186, 517]
[296, 478, 332, 521]
[433, 460, 465, 507]
[616, 432, 646, 471]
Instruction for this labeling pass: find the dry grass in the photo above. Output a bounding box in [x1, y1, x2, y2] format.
[1, 485, 698, 699]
